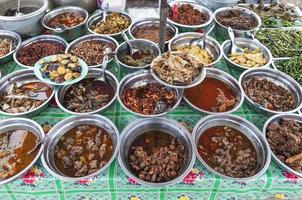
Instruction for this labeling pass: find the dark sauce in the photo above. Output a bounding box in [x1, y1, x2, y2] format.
[4, 7, 39, 16]
[197, 126, 258, 178]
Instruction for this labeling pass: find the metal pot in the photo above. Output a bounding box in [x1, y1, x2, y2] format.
[49, 0, 97, 13]
[41, 114, 120, 181]
[192, 114, 271, 180]
[42, 6, 89, 42]
[118, 117, 195, 187]
[0, 0, 48, 38]
[0, 118, 44, 185]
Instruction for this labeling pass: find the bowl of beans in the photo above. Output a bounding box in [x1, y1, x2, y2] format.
[13, 35, 68, 69]
[0, 30, 21, 64]
[118, 117, 195, 186]
[65, 35, 119, 68]
[87, 11, 132, 39]
[129, 18, 178, 46]
[167, 1, 213, 32]
[117, 70, 183, 117]
[214, 6, 261, 39]
[42, 6, 89, 41]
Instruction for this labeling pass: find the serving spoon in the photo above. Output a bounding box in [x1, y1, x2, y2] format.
[189, 24, 215, 49]
[228, 27, 244, 54]
[102, 3, 109, 22]
[15, 0, 24, 16]
[122, 32, 140, 58]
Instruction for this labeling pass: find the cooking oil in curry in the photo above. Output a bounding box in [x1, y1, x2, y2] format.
[184, 77, 235, 111]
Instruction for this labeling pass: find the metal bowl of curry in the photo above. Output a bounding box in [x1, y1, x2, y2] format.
[41, 114, 120, 181]
[192, 114, 271, 180]
[0, 69, 55, 117]
[0, 118, 44, 185]
[184, 68, 244, 115]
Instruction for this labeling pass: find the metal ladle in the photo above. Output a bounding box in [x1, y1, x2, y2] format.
[15, 0, 24, 16]
[122, 32, 140, 58]
[189, 24, 215, 48]
[228, 27, 244, 54]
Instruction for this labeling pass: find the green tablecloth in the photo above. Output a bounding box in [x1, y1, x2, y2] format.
[0, 32, 301, 200]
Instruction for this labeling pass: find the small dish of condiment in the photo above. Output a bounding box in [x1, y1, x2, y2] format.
[66, 35, 119, 68]
[118, 118, 195, 186]
[41, 115, 119, 180]
[118, 70, 182, 117]
[34, 54, 88, 86]
[0, 69, 55, 116]
[192, 114, 271, 180]
[87, 11, 132, 37]
[264, 114, 302, 177]
[14, 35, 68, 68]
[151, 51, 205, 89]
[56, 68, 118, 115]
[129, 18, 178, 44]
[184, 68, 243, 114]
[0, 118, 44, 185]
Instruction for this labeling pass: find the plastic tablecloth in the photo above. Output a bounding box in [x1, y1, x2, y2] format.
[0, 30, 301, 200]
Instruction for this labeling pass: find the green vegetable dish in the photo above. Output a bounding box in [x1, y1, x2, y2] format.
[256, 29, 302, 58]
[274, 56, 302, 87]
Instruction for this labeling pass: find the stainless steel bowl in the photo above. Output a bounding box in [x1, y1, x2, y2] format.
[0, 30, 21, 64]
[150, 51, 206, 89]
[86, 11, 132, 39]
[0, 118, 44, 185]
[129, 17, 178, 45]
[196, 0, 238, 11]
[168, 32, 222, 68]
[118, 117, 195, 186]
[13, 35, 68, 69]
[221, 38, 272, 71]
[239, 68, 302, 115]
[213, 6, 261, 39]
[66, 34, 119, 68]
[184, 68, 244, 114]
[117, 70, 183, 117]
[49, 0, 97, 13]
[115, 39, 161, 72]
[167, 0, 214, 32]
[42, 6, 89, 42]
[0, 69, 55, 117]
[263, 114, 302, 178]
[41, 114, 120, 181]
[192, 114, 271, 180]
[0, 0, 48, 38]
[55, 68, 118, 115]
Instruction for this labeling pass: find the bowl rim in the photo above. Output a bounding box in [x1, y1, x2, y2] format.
[65, 34, 119, 68]
[167, 0, 214, 28]
[0, 30, 22, 60]
[41, 6, 89, 31]
[192, 114, 271, 180]
[239, 68, 302, 115]
[0, 117, 45, 185]
[221, 38, 273, 70]
[167, 32, 223, 67]
[115, 39, 161, 70]
[86, 11, 133, 37]
[13, 35, 68, 69]
[150, 51, 206, 89]
[128, 17, 179, 45]
[262, 113, 302, 178]
[213, 6, 262, 33]
[0, 0, 48, 20]
[117, 69, 183, 117]
[183, 68, 245, 115]
[41, 114, 120, 181]
[33, 54, 89, 86]
[55, 69, 119, 115]
[0, 69, 55, 116]
[118, 117, 196, 187]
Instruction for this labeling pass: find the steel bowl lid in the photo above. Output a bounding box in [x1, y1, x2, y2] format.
[192, 114, 271, 180]
[0, 117, 44, 185]
[117, 70, 183, 117]
[239, 68, 302, 115]
[118, 117, 195, 187]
